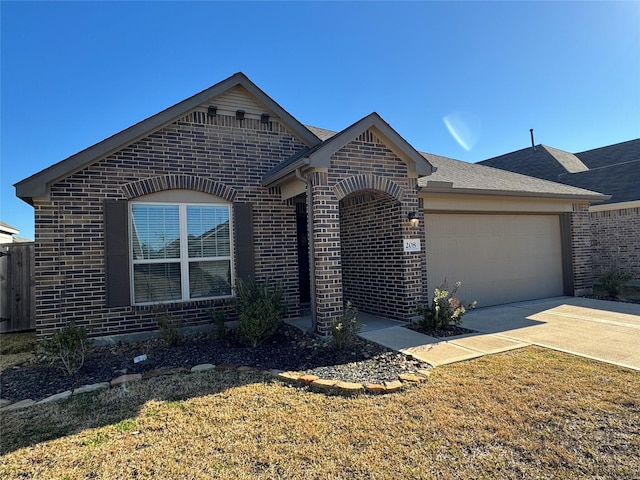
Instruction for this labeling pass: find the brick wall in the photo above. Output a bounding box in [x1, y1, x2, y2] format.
[571, 202, 594, 295]
[340, 193, 404, 318]
[590, 206, 640, 281]
[34, 112, 306, 338]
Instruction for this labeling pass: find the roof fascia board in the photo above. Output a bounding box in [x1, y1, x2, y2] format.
[16, 72, 321, 201]
[418, 186, 610, 202]
[260, 158, 310, 187]
[589, 199, 640, 212]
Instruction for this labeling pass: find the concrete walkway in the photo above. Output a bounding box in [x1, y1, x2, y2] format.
[358, 297, 640, 371]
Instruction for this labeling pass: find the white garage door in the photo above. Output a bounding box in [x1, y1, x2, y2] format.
[425, 213, 564, 307]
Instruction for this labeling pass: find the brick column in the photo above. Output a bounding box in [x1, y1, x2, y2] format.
[571, 202, 594, 296]
[400, 182, 426, 320]
[309, 171, 343, 336]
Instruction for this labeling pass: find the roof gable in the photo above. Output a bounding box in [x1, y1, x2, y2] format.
[478, 145, 587, 182]
[263, 113, 434, 186]
[15, 72, 321, 203]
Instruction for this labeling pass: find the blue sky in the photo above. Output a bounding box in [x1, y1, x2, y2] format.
[2, 1, 639, 240]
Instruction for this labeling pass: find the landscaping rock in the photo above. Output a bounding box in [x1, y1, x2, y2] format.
[365, 383, 386, 394]
[277, 371, 303, 384]
[384, 380, 404, 392]
[0, 399, 12, 408]
[398, 373, 425, 384]
[335, 381, 364, 395]
[191, 363, 216, 373]
[37, 390, 72, 405]
[310, 379, 338, 392]
[110, 373, 142, 387]
[1, 399, 35, 411]
[299, 374, 320, 385]
[73, 382, 110, 395]
[215, 364, 239, 371]
[142, 367, 189, 380]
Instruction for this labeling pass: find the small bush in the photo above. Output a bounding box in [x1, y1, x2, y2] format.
[41, 322, 92, 376]
[599, 263, 635, 298]
[158, 311, 183, 346]
[235, 278, 285, 348]
[208, 308, 228, 341]
[417, 280, 477, 331]
[331, 301, 361, 350]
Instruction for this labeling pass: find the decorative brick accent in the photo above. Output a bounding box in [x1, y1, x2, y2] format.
[333, 174, 406, 202]
[122, 175, 237, 201]
[590, 207, 640, 281]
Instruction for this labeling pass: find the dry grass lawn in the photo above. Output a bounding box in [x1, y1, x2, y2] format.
[0, 332, 37, 370]
[1, 346, 638, 479]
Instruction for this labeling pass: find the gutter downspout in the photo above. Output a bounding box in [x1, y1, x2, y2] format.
[295, 168, 317, 333]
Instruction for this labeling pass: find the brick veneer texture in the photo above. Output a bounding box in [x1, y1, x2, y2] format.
[34, 112, 306, 339]
[590, 207, 640, 281]
[571, 202, 594, 294]
[309, 129, 426, 333]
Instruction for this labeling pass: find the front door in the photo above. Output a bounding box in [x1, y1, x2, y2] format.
[296, 202, 311, 305]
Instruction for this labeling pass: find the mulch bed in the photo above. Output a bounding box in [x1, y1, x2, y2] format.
[1, 324, 438, 403]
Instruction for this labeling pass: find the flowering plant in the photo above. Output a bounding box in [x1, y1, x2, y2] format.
[416, 280, 477, 330]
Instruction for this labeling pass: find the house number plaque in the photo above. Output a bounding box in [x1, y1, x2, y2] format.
[403, 238, 421, 252]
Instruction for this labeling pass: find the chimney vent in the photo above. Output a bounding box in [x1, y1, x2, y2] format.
[530, 129, 536, 152]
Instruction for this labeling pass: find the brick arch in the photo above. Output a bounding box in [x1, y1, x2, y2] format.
[121, 175, 237, 201]
[332, 174, 405, 202]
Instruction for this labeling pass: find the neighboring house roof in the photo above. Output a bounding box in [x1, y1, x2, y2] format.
[262, 113, 434, 186]
[15, 72, 322, 205]
[419, 153, 608, 201]
[575, 138, 640, 169]
[304, 125, 338, 141]
[558, 160, 640, 204]
[0, 221, 19, 236]
[478, 145, 588, 182]
[478, 138, 640, 205]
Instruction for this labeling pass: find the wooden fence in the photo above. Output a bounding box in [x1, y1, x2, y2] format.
[0, 242, 35, 333]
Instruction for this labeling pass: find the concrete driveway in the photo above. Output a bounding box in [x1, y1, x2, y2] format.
[461, 297, 640, 371]
[359, 296, 640, 371]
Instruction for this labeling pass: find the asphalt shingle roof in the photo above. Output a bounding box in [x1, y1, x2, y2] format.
[558, 160, 640, 204]
[478, 145, 587, 182]
[477, 138, 640, 204]
[419, 153, 605, 199]
[575, 138, 640, 169]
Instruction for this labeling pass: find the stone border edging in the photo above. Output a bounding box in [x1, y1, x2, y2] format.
[0, 364, 432, 412]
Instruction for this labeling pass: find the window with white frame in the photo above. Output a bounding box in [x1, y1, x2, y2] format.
[130, 202, 233, 304]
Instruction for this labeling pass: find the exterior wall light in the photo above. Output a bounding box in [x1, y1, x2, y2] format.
[207, 105, 217, 117]
[408, 212, 420, 227]
[236, 110, 245, 120]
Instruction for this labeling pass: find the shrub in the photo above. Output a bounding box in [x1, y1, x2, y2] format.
[158, 311, 183, 346]
[599, 263, 635, 298]
[417, 281, 477, 331]
[208, 308, 229, 341]
[41, 322, 92, 376]
[331, 301, 361, 350]
[235, 278, 285, 347]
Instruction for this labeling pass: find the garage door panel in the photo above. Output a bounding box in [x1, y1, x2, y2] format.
[425, 214, 564, 307]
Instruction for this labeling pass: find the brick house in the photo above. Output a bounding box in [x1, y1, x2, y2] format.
[479, 139, 640, 281]
[15, 73, 608, 340]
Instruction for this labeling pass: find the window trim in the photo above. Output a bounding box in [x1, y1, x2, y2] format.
[129, 201, 235, 305]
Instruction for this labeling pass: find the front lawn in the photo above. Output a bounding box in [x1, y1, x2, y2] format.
[1, 346, 638, 479]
